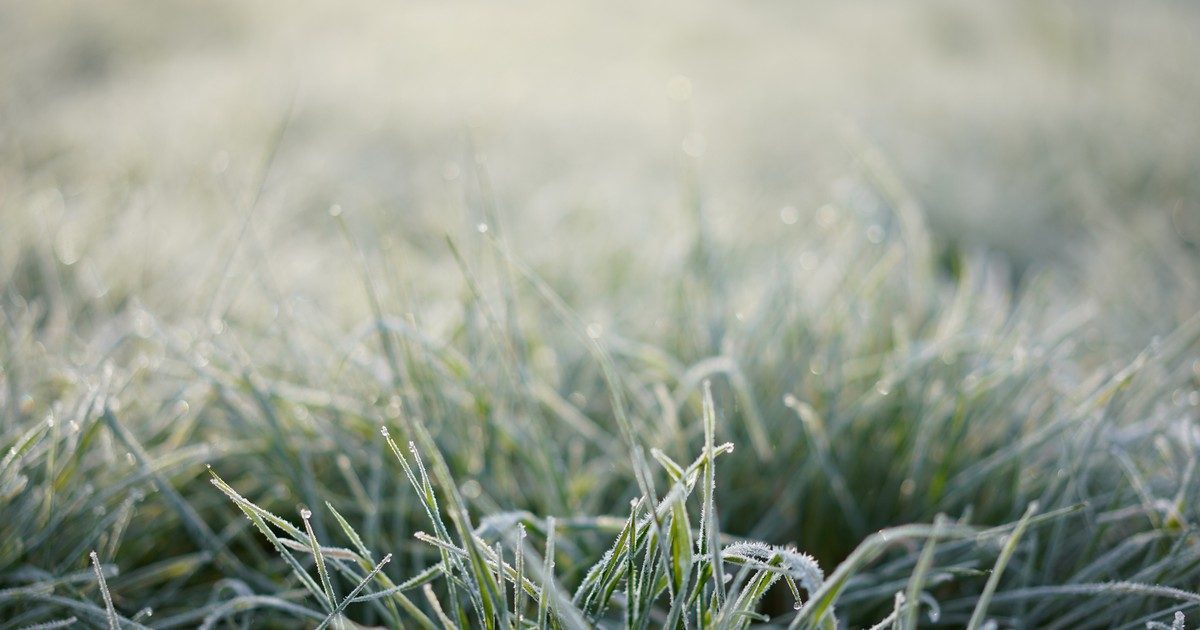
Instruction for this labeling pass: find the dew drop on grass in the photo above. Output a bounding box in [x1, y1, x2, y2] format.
[782, 394, 799, 408]
[866, 224, 885, 243]
[666, 75, 692, 102]
[380, 426, 389, 438]
[875, 381, 890, 396]
[816, 204, 836, 228]
[682, 132, 706, 158]
[794, 602, 802, 611]
[328, 204, 343, 218]
[132, 309, 153, 338]
[300, 508, 313, 520]
[477, 223, 489, 234]
[55, 229, 80, 266]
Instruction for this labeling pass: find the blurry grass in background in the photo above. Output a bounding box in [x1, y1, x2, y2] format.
[2, 0, 1200, 627]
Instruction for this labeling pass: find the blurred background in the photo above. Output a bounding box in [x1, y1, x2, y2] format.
[1, 0, 1198, 331]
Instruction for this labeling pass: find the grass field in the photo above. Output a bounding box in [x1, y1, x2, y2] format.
[3, 1, 1200, 627]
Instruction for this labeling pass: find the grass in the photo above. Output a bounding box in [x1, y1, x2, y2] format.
[3, 2, 1200, 627]
[3, 160, 1200, 627]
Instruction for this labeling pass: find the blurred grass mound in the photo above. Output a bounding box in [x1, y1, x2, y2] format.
[3, 1, 1200, 627]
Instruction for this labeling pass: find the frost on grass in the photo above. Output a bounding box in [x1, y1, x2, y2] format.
[3, 5, 1200, 624]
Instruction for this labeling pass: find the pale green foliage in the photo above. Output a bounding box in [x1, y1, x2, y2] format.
[4, 3, 1200, 628]
[3, 181, 1200, 626]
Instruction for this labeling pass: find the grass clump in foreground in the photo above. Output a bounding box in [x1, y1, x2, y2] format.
[2, 169, 1200, 628]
